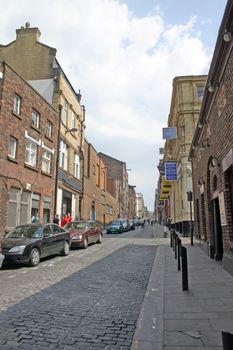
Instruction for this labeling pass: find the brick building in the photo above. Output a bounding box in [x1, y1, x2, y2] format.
[82, 141, 118, 224]
[189, 0, 233, 273]
[0, 23, 84, 222]
[98, 153, 130, 219]
[0, 61, 58, 233]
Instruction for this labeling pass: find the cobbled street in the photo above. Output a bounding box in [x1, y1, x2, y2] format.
[0, 224, 166, 350]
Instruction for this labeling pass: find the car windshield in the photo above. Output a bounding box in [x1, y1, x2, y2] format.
[111, 221, 120, 225]
[5, 225, 41, 239]
[66, 222, 89, 230]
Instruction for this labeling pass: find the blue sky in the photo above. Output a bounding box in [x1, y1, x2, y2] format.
[0, 0, 227, 211]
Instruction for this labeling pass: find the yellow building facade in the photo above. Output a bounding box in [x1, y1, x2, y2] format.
[163, 75, 207, 234]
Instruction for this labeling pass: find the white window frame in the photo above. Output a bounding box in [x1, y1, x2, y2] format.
[73, 154, 80, 179]
[13, 94, 21, 114]
[42, 150, 51, 174]
[9, 137, 17, 158]
[71, 111, 75, 129]
[46, 120, 52, 138]
[32, 109, 40, 128]
[63, 100, 69, 126]
[59, 140, 68, 170]
[25, 141, 37, 167]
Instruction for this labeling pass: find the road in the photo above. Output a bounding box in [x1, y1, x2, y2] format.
[0, 223, 166, 350]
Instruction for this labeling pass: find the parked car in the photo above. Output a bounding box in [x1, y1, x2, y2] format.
[64, 220, 103, 249]
[118, 219, 130, 232]
[106, 220, 124, 234]
[1, 223, 70, 267]
[129, 220, 136, 230]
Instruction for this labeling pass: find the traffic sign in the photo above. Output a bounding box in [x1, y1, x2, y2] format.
[165, 162, 177, 181]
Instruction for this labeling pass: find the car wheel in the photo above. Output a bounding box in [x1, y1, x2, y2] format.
[61, 241, 70, 256]
[29, 248, 40, 267]
[97, 234, 103, 244]
[83, 238, 88, 249]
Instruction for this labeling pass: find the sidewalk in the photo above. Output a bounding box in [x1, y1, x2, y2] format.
[131, 227, 233, 349]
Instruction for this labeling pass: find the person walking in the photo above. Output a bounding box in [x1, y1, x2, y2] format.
[53, 214, 60, 225]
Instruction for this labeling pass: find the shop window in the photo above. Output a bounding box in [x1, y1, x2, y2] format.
[7, 189, 30, 228]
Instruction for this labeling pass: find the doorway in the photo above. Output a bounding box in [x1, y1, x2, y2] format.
[212, 197, 223, 261]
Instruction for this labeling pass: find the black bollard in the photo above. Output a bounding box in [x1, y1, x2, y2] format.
[170, 231, 173, 248]
[177, 237, 181, 271]
[181, 246, 188, 291]
[174, 233, 178, 259]
[222, 331, 233, 350]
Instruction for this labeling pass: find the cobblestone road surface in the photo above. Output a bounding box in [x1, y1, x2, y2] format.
[0, 225, 162, 349]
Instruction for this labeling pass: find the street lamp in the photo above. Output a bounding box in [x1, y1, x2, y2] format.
[65, 127, 78, 134]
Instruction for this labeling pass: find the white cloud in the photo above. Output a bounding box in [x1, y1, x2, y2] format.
[0, 0, 211, 210]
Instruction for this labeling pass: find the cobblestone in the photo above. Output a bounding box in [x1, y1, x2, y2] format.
[0, 238, 157, 349]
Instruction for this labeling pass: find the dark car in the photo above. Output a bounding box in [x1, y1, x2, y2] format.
[64, 220, 103, 249]
[106, 220, 124, 234]
[1, 223, 70, 267]
[129, 219, 136, 230]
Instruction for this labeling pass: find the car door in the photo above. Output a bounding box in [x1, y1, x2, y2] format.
[51, 224, 66, 252]
[41, 224, 55, 258]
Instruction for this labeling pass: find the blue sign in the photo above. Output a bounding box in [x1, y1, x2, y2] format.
[162, 127, 177, 140]
[165, 162, 177, 181]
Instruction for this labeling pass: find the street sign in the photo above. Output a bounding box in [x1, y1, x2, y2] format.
[165, 162, 177, 181]
[162, 127, 177, 140]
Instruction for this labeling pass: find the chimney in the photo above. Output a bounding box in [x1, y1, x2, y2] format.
[16, 22, 41, 43]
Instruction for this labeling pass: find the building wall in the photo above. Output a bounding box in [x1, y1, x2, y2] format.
[0, 24, 85, 222]
[0, 61, 58, 233]
[163, 75, 207, 234]
[189, 0, 233, 273]
[82, 141, 118, 224]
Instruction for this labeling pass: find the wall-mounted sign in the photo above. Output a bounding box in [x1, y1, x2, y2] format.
[159, 148, 164, 154]
[162, 127, 177, 140]
[165, 162, 177, 181]
[219, 191, 227, 226]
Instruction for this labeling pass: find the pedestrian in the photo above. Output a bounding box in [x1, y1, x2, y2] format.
[31, 211, 39, 223]
[66, 212, 72, 223]
[61, 214, 68, 227]
[53, 214, 60, 225]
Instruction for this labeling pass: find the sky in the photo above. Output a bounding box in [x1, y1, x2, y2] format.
[0, 0, 227, 211]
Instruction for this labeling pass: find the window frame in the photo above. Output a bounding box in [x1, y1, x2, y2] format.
[25, 140, 37, 167]
[73, 153, 80, 179]
[59, 140, 68, 170]
[31, 108, 40, 129]
[42, 150, 52, 174]
[8, 136, 17, 159]
[13, 94, 21, 115]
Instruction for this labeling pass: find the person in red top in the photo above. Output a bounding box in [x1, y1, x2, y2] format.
[66, 212, 72, 223]
[61, 214, 68, 227]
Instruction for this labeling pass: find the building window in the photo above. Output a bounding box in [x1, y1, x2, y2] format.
[71, 111, 75, 129]
[8, 137, 17, 158]
[25, 141, 37, 167]
[59, 140, 68, 170]
[197, 86, 205, 102]
[74, 154, 80, 179]
[7, 188, 30, 228]
[92, 164, 95, 175]
[13, 94, 21, 115]
[32, 109, 40, 128]
[45, 120, 52, 138]
[42, 150, 51, 173]
[63, 100, 69, 126]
